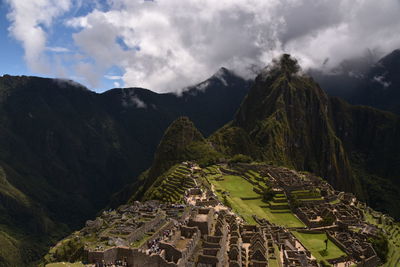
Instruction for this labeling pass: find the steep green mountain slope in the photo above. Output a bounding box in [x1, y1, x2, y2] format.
[329, 97, 400, 217]
[0, 70, 249, 266]
[211, 55, 358, 192]
[131, 117, 221, 202]
[210, 55, 400, 219]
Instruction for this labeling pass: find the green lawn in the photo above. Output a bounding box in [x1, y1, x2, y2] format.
[209, 175, 304, 227]
[292, 231, 346, 263]
[268, 259, 280, 267]
[46, 263, 84, 267]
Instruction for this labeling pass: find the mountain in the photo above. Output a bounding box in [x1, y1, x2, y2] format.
[351, 49, 400, 114]
[329, 97, 400, 218]
[134, 116, 221, 202]
[211, 55, 359, 192]
[312, 49, 400, 114]
[0, 69, 250, 266]
[210, 54, 400, 219]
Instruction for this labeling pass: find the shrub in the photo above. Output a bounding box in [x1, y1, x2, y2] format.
[229, 154, 252, 164]
[321, 214, 335, 226]
[368, 233, 389, 263]
[262, 187, 275, 202]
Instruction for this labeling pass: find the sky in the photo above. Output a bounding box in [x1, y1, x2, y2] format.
[1, 0, 400, 93]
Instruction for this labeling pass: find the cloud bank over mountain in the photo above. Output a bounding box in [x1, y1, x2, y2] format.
[5, 0, 400, 92]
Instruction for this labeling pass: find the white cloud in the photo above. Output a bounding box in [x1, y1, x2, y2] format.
[6, 0, 400, 92]
[66, 0, 400, 92]
[75, 61, 102, 88]
[105, 75, 123, 80]
[373, 75, 391, 88]
[120, 89, 147, 108]
[131, 96, 147, 108]
[6, 0, 72, 73]
[46, 46, 71, 53]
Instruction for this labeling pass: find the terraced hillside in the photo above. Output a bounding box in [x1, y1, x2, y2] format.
[364, 208, 400, 266]
[143, 163, 196, 203]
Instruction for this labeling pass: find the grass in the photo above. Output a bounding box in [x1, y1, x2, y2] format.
[146, 163, 195, 202]
[208, 174, 304, 227]
[46, 263, 85, 267]
[0, 230, 21, 265]
[268, 259, 280, 267]
[130, 233, 153, 248]
[329, 199, 341, 205]
[292, 231, 346, 263]
[363, 210, 400, 267]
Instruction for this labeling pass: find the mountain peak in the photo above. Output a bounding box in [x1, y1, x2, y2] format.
[377, 48, 400, 69]
[211, 67, 235, 86]
[147, 117, 204, 179]
[259, 54, 302, 82]
[212, 54, 356, 192]
[235, 54, 327, 130]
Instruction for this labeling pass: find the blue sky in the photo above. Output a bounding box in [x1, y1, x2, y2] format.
[1, 0, 400, 93]
[0, 3, 28, 76]
[0, 0, 124, 92]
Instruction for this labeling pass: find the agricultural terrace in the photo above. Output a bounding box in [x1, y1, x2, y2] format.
[146, 164, 195, 203]
[364, 209, 400, 267]
[45, 263, 84, 267]
[207, 172, 304, 227]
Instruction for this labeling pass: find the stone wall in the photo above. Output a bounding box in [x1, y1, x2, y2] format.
[326, 232, 348, 253]
[128, 212, 166, 243]
[86, 246, 191, 267]
[188, 208, 214, 236]
[357, 255, 380, 267]
[196, 199, 219, 207]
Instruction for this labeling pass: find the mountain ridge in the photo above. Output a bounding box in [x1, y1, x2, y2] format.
[0, 69, 251, 266]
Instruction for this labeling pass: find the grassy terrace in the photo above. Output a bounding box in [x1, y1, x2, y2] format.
[147, 164, 195, 202]
[364, 211, 400, 267]
[292, 231, 347, 264]
[208, 174, 304, 227]
[46, 263, 84, 267]
[130, 232, 153, 248]
[291, 189, 323, 201]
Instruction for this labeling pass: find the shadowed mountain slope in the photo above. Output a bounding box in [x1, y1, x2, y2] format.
[0, 69, 250, 266]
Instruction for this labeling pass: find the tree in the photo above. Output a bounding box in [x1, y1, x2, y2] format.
[229, 154, 252, 164]
[269, 54, 301, 79]
[222, 195, 232, 209]
[262, 187, 275, 202]
[321, 214, 335, 226]
[289, 195, 301, 209]
[368, 233, 389, 263]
